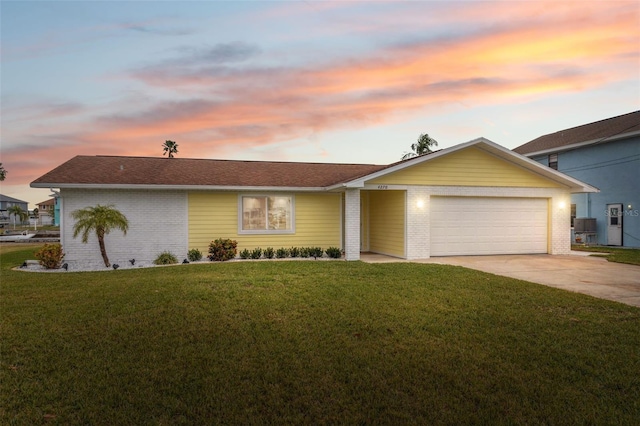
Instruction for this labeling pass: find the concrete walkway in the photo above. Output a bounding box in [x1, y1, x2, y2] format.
[360, 252, 640, 307]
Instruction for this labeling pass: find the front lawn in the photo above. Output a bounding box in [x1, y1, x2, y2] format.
[2, 246, 639, 424]
[572, 245, 640, 266]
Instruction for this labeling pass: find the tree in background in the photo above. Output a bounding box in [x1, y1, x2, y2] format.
[401, 133, 439, 160]
[162, 140, 179, 158]
[71, 204, 129, 268]
[7, 205, 28, 229]
[0, 163, 6, 181]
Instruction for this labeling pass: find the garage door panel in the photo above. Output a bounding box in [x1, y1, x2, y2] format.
[431, 197, 547, 256]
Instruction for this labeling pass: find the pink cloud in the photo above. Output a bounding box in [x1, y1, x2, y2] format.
[5, 0, 638, 191]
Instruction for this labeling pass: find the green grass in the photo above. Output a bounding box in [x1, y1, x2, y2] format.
[2, 246, 639, 424]
[572, 245, 640, 266]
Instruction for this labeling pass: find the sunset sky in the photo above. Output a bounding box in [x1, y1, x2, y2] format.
[2, 0, 639, 207]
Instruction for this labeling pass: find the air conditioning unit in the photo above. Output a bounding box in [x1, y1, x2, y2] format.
[574, 218, 596, 233]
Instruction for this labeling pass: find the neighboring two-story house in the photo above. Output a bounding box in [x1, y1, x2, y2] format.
[36, 198, 58, 225]
[0, 194, 29, 227]
[514, 111, 640, 248]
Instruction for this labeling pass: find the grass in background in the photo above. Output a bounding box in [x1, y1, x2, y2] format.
[2, 246, 639, 424]
[572, 245, 640, 266]
[0, 242, 41, 255]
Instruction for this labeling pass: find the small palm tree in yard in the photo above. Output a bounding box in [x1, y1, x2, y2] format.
[7, 205, 28, 229]
[71, 204, 129, 268]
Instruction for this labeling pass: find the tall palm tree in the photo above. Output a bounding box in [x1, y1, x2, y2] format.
[0, 163, 6, 181]
[401, 133, 439, 160]
[71, 204, 129, 267]
[7, 205, 28, 229]
[162, 140, 179, 158]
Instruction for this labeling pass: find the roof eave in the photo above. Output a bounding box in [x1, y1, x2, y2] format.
[30, 183, 328, 192]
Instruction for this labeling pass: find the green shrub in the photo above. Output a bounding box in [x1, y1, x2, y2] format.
[208, 238, 238, 261]
[250, 248, 263, 260]
[299, 247, 310, 258]
[264, 247, 275, 259]
[276, 248, 289, 259]
[34, 243, 65, 269]
[309, 247, 324, 259]
[325, 247, 342, 259]
[154, 251, 178, 265]
[187, 248, 202, 262]
[239, 249, 251, 259]
[289, 247, 300, 258]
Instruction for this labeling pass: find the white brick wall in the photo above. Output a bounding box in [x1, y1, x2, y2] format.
[549, 194, 571, 254]
[344, 189, 361, 261]
[60, 189, 188, 269]
[406, 187, 431, 259]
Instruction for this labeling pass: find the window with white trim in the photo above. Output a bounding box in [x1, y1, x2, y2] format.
[239, 195, 294, 233]
[548, 153, 558, 170]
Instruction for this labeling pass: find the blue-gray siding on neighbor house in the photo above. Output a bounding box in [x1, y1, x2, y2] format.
[0, 194, 29, 225]
[531, 136, 640, 247]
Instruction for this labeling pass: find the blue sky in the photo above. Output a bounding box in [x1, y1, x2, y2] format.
[1, 0, 639, 207]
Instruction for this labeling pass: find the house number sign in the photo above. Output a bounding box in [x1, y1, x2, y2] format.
[377, 185, 388, 190]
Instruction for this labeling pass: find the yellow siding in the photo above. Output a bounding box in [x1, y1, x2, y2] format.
[369, 191, 405, 257]
[368, 147, 562, 187]
[188, 192, 342, 253]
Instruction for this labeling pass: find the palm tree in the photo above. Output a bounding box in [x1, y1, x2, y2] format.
[71, 204, 129, 268]
[0, 163, 6, 181]
[7, 205, 28, 230]
[162, 140, 178, 158]
[401, 133, 439, 160]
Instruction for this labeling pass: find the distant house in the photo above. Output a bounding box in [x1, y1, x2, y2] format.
[31, 138, 596, 269]
[0, 194, 29, 227]
[514, 111, 640, 247]
[36, 198, 59, 225]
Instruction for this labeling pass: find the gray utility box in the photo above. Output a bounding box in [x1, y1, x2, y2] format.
[574, 218, 597, 233]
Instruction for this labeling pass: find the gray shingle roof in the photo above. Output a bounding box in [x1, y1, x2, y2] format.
[0, 194, 29, 204]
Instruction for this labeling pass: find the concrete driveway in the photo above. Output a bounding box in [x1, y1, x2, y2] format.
[362, 252, 640, 307]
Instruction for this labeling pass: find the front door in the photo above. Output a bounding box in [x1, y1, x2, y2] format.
[607, 204, 623, 246]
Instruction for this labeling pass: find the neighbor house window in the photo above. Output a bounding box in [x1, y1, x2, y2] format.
[548, 153, 558, 170]
[571, 204, 576, 227]
[239, 195, 294, 233]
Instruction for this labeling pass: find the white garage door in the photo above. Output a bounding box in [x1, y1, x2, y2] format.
[431, 197, 548, 256]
